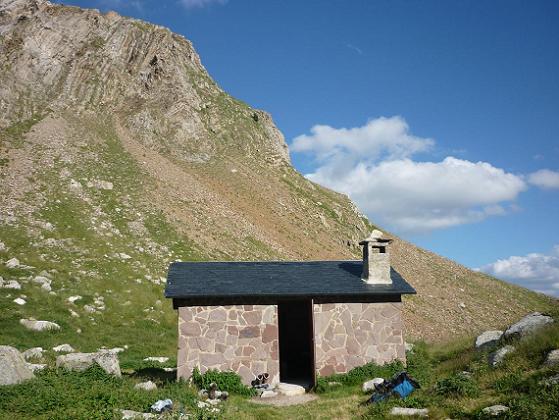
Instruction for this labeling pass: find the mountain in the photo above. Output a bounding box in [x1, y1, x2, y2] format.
[0, 0, 554, 359]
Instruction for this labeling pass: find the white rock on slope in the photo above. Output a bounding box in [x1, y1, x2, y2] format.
[0, 346, 35, 385]
[20, 318, 61, 331]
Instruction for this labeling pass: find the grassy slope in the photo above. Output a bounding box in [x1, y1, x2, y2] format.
[1, 311, 558, 419]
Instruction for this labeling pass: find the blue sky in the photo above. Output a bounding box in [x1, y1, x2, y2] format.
[56, 0, 559, 296]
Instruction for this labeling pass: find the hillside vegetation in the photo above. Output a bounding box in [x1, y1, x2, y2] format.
[1, 310, 558, 419]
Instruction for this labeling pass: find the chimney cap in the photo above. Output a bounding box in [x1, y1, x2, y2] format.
[359, 229, 392, 245]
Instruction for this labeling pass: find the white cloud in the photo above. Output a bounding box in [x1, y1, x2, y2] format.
[528, 169, 559, 189]
[478, 246, 559, 297]
[178, 0, 228, 9]
[291, 117, 527, 232]
[292, 116, 433, 163]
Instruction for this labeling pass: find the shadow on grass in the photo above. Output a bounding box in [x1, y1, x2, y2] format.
[128, 367, 177, 382]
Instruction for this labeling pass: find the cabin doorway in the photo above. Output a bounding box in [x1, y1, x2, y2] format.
[277, 299, 316, 390]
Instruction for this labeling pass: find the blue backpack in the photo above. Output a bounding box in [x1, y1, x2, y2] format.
[365, 371, 420, 404]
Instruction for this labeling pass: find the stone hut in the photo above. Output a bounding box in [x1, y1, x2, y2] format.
[165, 231, 415, 389]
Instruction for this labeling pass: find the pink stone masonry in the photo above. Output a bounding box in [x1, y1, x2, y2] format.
[313, 302, 406, 376]
[177, 305, 279, 385]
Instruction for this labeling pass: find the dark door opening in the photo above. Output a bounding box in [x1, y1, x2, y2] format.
[278, 300, 315, 390]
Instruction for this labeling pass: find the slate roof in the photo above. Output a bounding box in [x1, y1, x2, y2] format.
[165, 261, 415, 305]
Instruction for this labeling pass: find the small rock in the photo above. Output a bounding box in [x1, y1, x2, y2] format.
[83, 305, 97, 313]
[150, 399, 172, 413]
[41, 283, 52, 292]
[475, 330, 503, 349]
[0, 241, 6, 251]
[389, 407, 429, 417]
[276, 382, 305, 396]
[543, 349, 559, 367]
[13, 297, 26, 305]
[482, 405, 510, 416]
[2, 280, 21, 289]
[207, 399, 220, 406]
[504, 312, 554, 339]
[87, 179, 113, 190]
[134, 381, 157, 391]
[0, 346, 35, 385]
[198, 389, 208, 399]
[120, 409, 155, 419]
[5, 257, 20, 268]
[459, 302, 466, 309]
[26, 363, 47, 372]
[53, 344, 75, 353]
[32, 276, 50, 286]
[362, 377, 385, 392]
[197, 401, 208, 409]
[20, 318, 61, 331]
[540, 374, 559, 386]
[489, 345, 515, 367]
[143, 356, 169, 363]
[67, 295, 82, 303]
[22, 347, 43, 360]
[260, 390, 278, 398]
[404, 342, 414, 352]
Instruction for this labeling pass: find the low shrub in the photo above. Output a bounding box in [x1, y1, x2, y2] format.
[191, 368, 256, 397]
[435, 373, 480, 398]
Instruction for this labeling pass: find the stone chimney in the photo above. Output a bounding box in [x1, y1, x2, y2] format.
[359, 230, 393, 285]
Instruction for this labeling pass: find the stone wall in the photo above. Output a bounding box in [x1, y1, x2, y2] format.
[313, 302, 405, 376]
[177, 305, 279, 385]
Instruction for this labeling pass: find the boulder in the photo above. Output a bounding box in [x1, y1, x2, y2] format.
[489, 345, 515, 367]
[56, 352, 121, 376]
[22, 347, 43, 360]
[475, 330, 503, 349]
[134, 381, 157, 391]
[56, 353, 96, 371]
[20, 319, 60, 331]
[362, 377, 385, 392]
[543, 349, 559, 367]
[0, 346, 35, 385]
[53, 344, 75, 353]
[482, 405, 510, 416]
[276, 382, 306, 396]
[504, 312, 554, 339]
[93, 351, 121, 377]
[389, 407, 429, 417]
